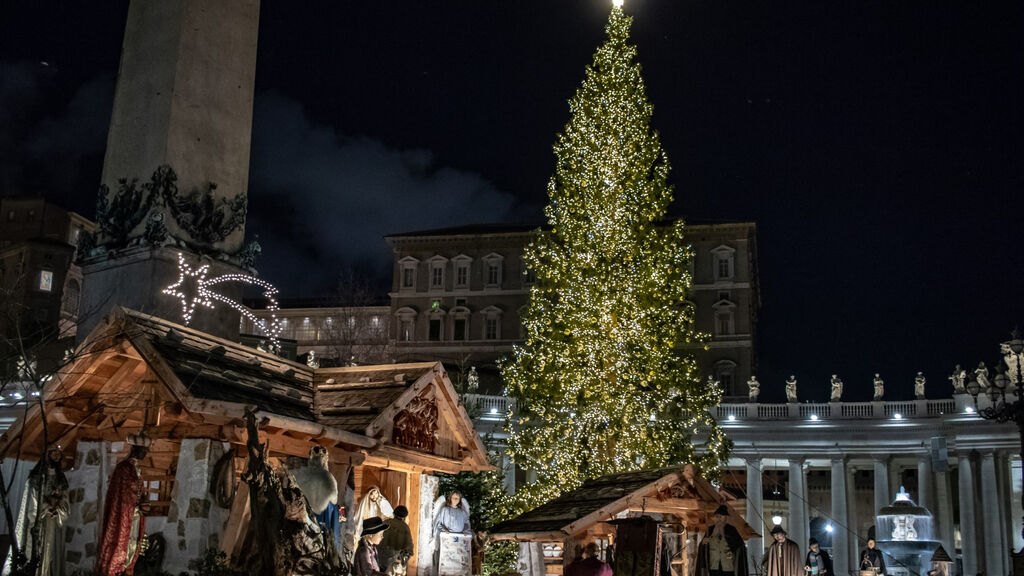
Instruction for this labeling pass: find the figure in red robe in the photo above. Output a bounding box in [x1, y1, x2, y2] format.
[96, 434, 150, 576]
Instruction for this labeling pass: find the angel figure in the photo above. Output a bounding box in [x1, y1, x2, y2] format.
[291, 445, 344, 551]
[432, 491, 471, 574]
[348, 486, 394, 556]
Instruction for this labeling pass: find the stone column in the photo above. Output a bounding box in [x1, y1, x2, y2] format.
[847, 464, 860, 561]
[831, 457, 849, 575]
[934, 467, 956, 558]
[788, 457, 808, 549]
[873, 456, 890, 518]
[957, 453, 979, 576]
[980, 451, 1004, 576]
[997, 452, 1012, 567]
[917, 453, 934, 512]
[746, 458, 764, 568]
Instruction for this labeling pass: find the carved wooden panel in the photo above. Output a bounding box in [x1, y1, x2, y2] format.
[392, 393, 438, 453]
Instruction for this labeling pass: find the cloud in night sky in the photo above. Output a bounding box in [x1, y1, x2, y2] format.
[0, 60, 113, 203]
[247, 91, 530, 297]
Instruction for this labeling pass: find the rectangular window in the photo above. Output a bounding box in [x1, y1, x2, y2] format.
[456, 264, 469, 287]
[38, 270, 54, 292]
[720, 373, 733, 392]
[487, 262, 500, 286]
[454, 318, 467, 341]
[717, 314, 732, 336]
[718, 291, 730, 302]
[429, 318, 442, 341]
[485, 317, 498, 340]
[402, 267, 415, 288]
[7, 211, 14, 221]
[523, 267, 536, 284]
[431, 266, 444, 288]
[717, 259, 730, 279]
[26, 209, 36, 222]
[401, 319, 414, 341]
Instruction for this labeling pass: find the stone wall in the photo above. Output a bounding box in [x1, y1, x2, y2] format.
[161, 439, 231, 574]
[417, 474, 439, 576]
[64, 441, 115, 572]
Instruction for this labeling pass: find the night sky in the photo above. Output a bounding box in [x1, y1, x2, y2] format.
[2, 1, 1023, 401]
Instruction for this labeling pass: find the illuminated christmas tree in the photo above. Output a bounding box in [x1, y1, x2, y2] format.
[503, 2, 729, 503]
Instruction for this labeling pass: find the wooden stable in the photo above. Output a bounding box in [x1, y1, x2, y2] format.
[491, 467, 758, 576]
[0, 307, 491, 574]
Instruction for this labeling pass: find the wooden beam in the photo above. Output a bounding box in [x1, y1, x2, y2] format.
[361, 445, 470, 475]
[490, 531, 567, 542]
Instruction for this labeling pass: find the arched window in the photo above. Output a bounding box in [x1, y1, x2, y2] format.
[451, 306, 471, 341]
[395, 307, 418, 342]
[481, 305, 503, 340]
[713, 360, 738, 396]
[63, 278, 81, 316]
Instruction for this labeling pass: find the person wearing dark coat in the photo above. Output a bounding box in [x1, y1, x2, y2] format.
[354, 517, 390, 576]
[859, 539, 887, 575]
[804, 538, 833, 576]
[695, 505, 749, 576]
[379, 505, 414, 573]
[762, 526, 803, 576]
[565, 543, 613, 576]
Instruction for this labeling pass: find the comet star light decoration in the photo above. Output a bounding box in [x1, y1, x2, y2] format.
[162, 253, 283, 348]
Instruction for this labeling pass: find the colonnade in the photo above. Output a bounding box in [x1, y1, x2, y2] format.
[740, 449, 1018, 576]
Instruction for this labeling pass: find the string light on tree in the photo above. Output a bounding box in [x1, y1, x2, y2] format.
[502, 1, 728, 508]
[162, 252, 284, 349]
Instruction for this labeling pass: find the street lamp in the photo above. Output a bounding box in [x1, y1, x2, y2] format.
[966, 330, 1024, 545]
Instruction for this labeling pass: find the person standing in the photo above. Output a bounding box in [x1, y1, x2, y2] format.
[762, 526, 803, 576]
[354, 517, 390, 576]
[96, 434, 150, 576]
[565, 543, 612, 576]
[804, 538, 832, 576]
[695, 505, 748, 576]
[379, 506, 414, 573]
[859, 539, 886, 575]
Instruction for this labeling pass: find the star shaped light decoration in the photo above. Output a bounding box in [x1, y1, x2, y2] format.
[163, 252, 283, 349]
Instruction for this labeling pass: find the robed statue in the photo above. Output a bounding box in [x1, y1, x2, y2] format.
[5, 446, 68, 576]
[949, 365, 966, 394]
[829, 375, 843, 402]
[96, 433, 151, 576]
[872, 374, 884, 401]
[747, 376, 760, 402]
[785, 376, 798, 403]
[914, 372, 926, 399]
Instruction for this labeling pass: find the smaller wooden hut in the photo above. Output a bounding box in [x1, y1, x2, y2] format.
[490, 466, 758, 576]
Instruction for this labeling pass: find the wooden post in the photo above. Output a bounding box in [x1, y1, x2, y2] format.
[407, 472, 422, 576]
[220, 481, 250, 559]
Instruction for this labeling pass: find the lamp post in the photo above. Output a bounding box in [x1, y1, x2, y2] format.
[966, 330, 1024, 545]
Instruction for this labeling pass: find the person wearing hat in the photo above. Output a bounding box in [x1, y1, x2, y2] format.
[695, 505, 748, 576]
[804, 538, 833, 576]
[762, 525, 803, 576]
[354, 517, 390, 576]
[379, 505, 414, 574]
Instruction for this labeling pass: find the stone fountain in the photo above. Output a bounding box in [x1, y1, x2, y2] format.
[874, 487, 942, 576]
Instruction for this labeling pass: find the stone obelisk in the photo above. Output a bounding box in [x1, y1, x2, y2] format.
[79, 0, 260, 341]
